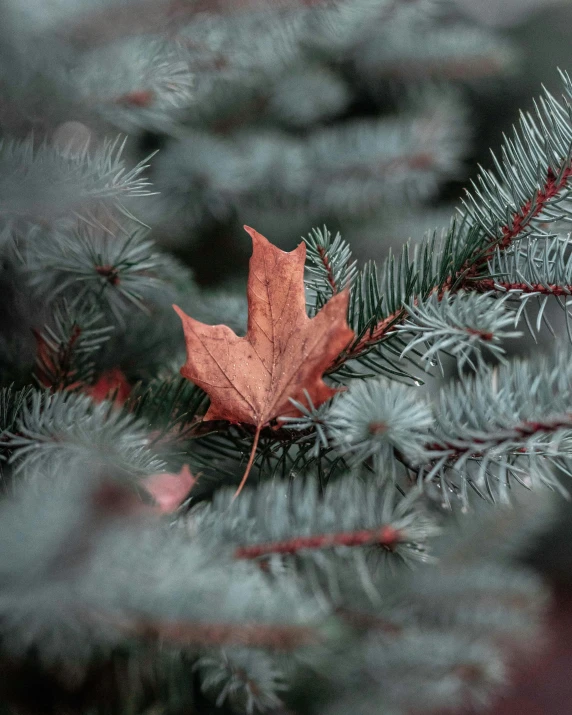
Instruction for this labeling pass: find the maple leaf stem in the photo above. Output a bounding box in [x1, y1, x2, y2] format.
[233, 423, 262, 500]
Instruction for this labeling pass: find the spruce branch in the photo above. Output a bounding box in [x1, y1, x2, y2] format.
[356, 20, 515, 83]
[178, 7, 306, 85]
[234, 524, 402, 559]
[315, 73, 572, 377]
[362, 631, 507, 713]
[321, 353, 572, 506]
[128, 375, 209, 442]
[398, 291, 521, 372]
[475, 278, 572, 296]
[267, 63, 351, 127]
[0, 136, 153, 223]
[421, 355, 572, 505]
[195, 476, 439, 573]
[0, 463, 324, 674]
[482, 237, 572, 295]
[152, 90, 467, 235]
[0, 2, 561, 712]
[25, 223, 167, 319]
[469, 237, 572, 337]
[32, 301, 114, 391]
[4, 390, 165, 477]
[304, 226, 357, 314]
[463, 71, 572, 249]
[75, 37, 196, 134]
[306, 91, 469, 215]
[195, 648, 286, 714]
[130, 619, 320, 651]
[304, 0, 398, 53]
[328, 378, 433, 469]
[56, 0, 335, 50]
[278, 390, 331, 457]
[325, 229, 452, 376]
[0, 387, 34, 449]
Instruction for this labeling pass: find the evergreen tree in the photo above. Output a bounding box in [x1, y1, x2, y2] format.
[0, 1, 570, 713]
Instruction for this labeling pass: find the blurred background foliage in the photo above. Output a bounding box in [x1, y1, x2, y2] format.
[2, 0, 571, 288]
[154, 0, 572, 289]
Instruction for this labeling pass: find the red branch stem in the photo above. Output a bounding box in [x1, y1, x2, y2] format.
[133, 619, 320, 650]
[326, 152, 437, 183]
[497, 166, 572, 250]
[33, 324, 83, 390]
[328, 309, 406, 370]
[334, 607, 402, 634]
[378, 57, 506, 81]
[234, 524, 400, 559]
[473, 279, 572, 296]
[317, 246, 338, 293]
[427, 414, 572, 462]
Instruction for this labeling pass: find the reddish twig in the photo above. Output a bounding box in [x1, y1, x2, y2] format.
[427, 413, 572, 462]
[377, 57, 507, 82]
[33, 324, 83, 390]
[328, 308, 406, 371]
[473, 279, 572, 296]
[496, 166, 572, 251]
[324, 152, 437, 183]
[131, 619, 320, 650]
[114, 90, 156, 108]
[234, 524, 401, 559]
[334, 607, 402, 635]
[317, 245, 338, 294]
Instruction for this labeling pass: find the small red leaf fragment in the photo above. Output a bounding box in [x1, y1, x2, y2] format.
[115, 90, 155, 107]
[142, 464, 197, 514]
[86, 368, 131, 405]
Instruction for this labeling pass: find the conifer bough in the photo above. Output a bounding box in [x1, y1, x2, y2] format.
[2, 3, 572, 714]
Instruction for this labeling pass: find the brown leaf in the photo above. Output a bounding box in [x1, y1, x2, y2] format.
[174, 226, 353, 426]
[173, 226, 354, 493]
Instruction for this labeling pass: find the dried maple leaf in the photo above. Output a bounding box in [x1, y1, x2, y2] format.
[173, 226, 354, 496]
